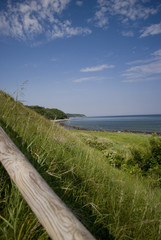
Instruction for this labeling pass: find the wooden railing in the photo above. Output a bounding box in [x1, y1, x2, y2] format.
[0, 127, 95, 240]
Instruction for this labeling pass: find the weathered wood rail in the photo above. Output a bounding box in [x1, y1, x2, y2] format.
[0, 127, 96, 240]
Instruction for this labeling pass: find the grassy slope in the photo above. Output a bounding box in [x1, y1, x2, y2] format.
[73, 130, 161, 184]
[0, 91, 161, 240]
[72, 129, 151, 151]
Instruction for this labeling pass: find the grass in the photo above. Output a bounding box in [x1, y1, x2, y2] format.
[72, 130, 161, 187]
[0, 90, 161, 239]
[0, 165, 49, 240]
[71, 129, 151, 168]
[72, 129, 151, 150]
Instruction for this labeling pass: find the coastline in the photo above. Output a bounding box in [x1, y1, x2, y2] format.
[58, 121, 161, 135]
[51, 119, 69, 123]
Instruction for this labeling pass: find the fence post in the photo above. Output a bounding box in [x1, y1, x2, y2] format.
[0, 127, 96, 240]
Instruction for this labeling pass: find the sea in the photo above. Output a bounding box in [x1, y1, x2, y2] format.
[62, 114, 161, 134]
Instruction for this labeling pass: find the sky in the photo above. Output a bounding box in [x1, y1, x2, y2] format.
[0, 0, 161, 116]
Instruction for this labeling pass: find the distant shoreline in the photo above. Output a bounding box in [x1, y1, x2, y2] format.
[51, 119, 68, 123]
[58, 121, 161, 135]
[57, 115, 161, 135]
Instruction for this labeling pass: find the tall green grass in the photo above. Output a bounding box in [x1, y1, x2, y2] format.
[73, 130, 161, 187]
[0, 90, 161, 240]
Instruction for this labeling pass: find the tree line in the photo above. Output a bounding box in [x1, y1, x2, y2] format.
[26, 105, 67, 120]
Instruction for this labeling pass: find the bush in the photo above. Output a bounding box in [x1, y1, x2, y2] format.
[150, 136, 161, 165]
[127, 136, 161, 187]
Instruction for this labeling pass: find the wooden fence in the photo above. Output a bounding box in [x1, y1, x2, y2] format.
[0, 127, 95, 240]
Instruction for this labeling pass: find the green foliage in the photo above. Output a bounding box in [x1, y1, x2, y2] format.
[106, 151, 124, 169]
[0, 165, 49, 240]
[128, 136, 161, 187]
[27, 105, 67, 120]
[78, 130, 161, 188]
[80, 134, 113, 151]
[150, 136, 161, 165]
[66, 113, 86, 118]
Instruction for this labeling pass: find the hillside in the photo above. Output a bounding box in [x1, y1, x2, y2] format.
[66, 113, 86, 118]
[26, 105, 67, 120]
[0, 90, 161, 240]
[26, 106, 86, 120]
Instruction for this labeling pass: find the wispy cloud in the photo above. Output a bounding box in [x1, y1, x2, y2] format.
[0, 0, 91, 42]
[122, 31, 134, 37]
[51, 58, 57, 62]
[152, 49, 161, 57]
[73, 76, 105, 83]
[80, 64, 115, 72]
[94, 0, 158, 28]
[49, 20, 91, 40]
[122, 49, 161, 82]
[76, 1, 83, 7]
[140, 22, 161, 38]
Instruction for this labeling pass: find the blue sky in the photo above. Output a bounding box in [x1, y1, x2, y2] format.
[0, 0, 161, 116]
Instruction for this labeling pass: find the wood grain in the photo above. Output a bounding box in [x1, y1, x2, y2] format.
[0, 127, 96, 240]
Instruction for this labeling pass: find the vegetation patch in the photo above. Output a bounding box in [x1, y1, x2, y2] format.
[74, 130, 161, 187]
[66, 113, 86, 118]
[26, 105, 68, 120]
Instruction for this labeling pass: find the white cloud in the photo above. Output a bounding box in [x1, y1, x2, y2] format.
[80, 64, 115, 72]
[49, 20, 91, 39]
[140, 22, 161, 38]
[123, 76, 161, 83]
[152, 49, 161, 57]
[74, 76, 97, 83]
[95, 4, 109, 28]
[122, 49, 161, 82]
[73, 76, 105, 83]
[127, 58, 153, 66]
[0, 0, 91, 42]
[51, 58, 57, 62]
[76, 1, 83, 7]
[95, 0, 158, 28]
[122, 31, 134, 37]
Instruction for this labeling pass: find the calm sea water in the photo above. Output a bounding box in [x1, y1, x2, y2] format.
[63, 115, 161, 133]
